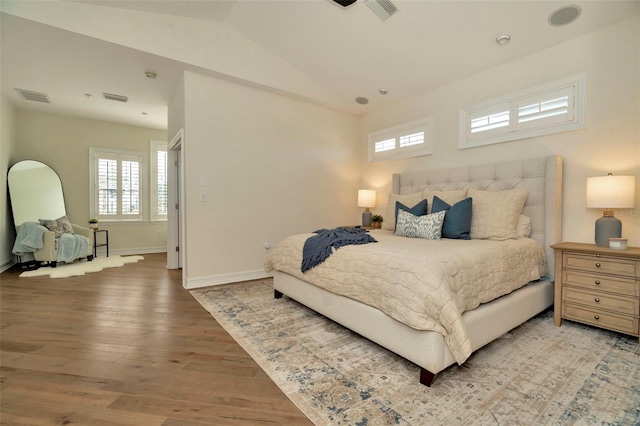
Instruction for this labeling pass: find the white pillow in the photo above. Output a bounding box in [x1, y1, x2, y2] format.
[517, 215, 532, 238]
[468, 188, 529, 240]
[383, 192, 424, 231]
[422, 189, 467, 213]
[394, 210, 446, 240]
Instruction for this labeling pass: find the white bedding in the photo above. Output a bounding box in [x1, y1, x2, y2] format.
[264, 229, 546, 364]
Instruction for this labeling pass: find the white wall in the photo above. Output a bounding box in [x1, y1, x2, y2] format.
[181, 71, 360, 287]
[13, 109, 169, 255]
[1, 95, 18, 270]
[360, 16, 640, 247]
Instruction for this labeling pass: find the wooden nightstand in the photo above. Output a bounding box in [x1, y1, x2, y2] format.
[551, 242, 640, 343]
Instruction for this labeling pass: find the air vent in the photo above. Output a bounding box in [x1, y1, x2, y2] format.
[15, 88, 51, 103]
[102, 92, 129, 103]
[364, 0, 397, 20]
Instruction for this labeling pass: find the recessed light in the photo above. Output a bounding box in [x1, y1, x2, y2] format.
[355, 97, 369, 105]
[142, 112, 148, 115]
[84, 93, 93, 98]
[548, 5, 581, 26]
[496, 34, 511, 46]
[145, 71, 157, 79]
[379, 88, 388, 95]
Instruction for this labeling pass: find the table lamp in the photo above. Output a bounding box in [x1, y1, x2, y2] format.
[586, 174, 635, 247]
[358, 189, 376, 227]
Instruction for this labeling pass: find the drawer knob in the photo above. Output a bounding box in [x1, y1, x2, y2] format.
[595, 263, 601, 268]
[594, 298, 600, 303]
[594, 315, 600, 320]
[594, 280, 600, 285]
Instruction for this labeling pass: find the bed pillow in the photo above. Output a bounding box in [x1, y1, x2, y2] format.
[517, 215, 532, 238]
[394, 209, 446, 240]
[468, 188, 528, 240]
[39, 215, 75, 237]
[394, 199, 428, 230]
[422, 189, 467, 213]
[431, 196, 472, 240]
[383, 192, 424, 231]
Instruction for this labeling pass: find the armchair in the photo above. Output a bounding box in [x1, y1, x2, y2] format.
[34, 224, 94, 268]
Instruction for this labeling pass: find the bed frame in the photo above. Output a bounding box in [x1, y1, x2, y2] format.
[273, 156, 563, 386]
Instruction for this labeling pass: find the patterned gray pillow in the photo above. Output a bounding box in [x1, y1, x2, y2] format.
[39, 215, 75, 237]
[394, 209, 446, 240]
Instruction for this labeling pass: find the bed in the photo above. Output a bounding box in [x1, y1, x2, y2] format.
[265, 156, 562, 386]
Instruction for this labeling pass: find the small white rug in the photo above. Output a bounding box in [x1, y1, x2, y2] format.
[19, 255, 144, 279]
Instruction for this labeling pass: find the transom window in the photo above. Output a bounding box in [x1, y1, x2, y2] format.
[368, 117, 434, 162]
[459, 72, 587, 149]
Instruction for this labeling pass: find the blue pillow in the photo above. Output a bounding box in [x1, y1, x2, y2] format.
[431, 196, 472, 240]
[395, 199, 428, 231]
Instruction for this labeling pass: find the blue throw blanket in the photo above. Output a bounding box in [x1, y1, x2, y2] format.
[302, 227, 377, 273]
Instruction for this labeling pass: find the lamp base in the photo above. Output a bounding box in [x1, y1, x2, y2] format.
[362, 210, 372, 227]
[594, 215, 621, 247]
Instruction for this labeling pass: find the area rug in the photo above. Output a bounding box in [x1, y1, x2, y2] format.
[19, 255, 144, 278]
[191, 280, 640, 426]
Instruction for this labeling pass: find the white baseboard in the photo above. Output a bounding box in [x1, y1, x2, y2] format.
[185, 269, 273, 289]
[105, 246, 167, 257]
[0, 257, 16, 273]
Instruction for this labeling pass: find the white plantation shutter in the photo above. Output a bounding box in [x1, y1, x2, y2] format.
[460, 72, 586, 149]
[369, 117, 434, 162]
[121, 158, 141, 216]
[156, 150, 168, 216]
[90, 148, 145, 221]
[97, 156, 118, 216]
[517, 87, 573, 129]
[150, 140, 168, 221]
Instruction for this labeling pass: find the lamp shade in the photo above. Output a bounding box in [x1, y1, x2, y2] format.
[586, 175, 635, 208]
[357, 189, 376, 208]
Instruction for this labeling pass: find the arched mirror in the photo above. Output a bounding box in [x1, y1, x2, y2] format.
[8, 160, 67, 229]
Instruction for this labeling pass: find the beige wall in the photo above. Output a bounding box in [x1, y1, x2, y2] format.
[360, 16, 640, 247]
[182, 71, 360, 286]
[13, 109, 169, 255]
[1, 95, 18, 270]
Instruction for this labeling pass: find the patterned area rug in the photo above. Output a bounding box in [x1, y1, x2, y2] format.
[19, 255, 144, 278]
[191, 280, 640, 425]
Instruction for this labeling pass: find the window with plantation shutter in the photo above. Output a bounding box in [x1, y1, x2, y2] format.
[150, 140, 168, 221]
[90, 148, 146, 221]
[368, 117, 434, 162]
[459, 72, 586, 149]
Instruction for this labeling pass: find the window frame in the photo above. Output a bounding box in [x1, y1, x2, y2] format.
[368, 117, 434, 162]
[150, 140, 168, 222]
[459, 72, 587, 149]
[89, 147, 148, 223]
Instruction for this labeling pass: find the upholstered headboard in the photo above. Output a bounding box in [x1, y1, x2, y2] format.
[392, 156, 563, 280]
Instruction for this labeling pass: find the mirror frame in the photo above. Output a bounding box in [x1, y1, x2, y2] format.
[7, 160, 68, 229]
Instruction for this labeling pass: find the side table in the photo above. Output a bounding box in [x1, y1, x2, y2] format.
[93, 229, 109, 257]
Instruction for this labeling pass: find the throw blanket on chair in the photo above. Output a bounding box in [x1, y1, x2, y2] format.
[12, 222, 47, 256]
[302, 227, 377, 272]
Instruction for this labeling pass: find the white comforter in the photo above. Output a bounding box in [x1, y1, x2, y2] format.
[264, 230, 546, 364]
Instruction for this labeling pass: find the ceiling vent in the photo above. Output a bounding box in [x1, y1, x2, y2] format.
[15, 88, 51, 103]
[365, 0, 397, 20]
[102, 92, 129, 103]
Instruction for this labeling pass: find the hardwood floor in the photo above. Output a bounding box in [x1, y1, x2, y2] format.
[0, 253, 312, 425]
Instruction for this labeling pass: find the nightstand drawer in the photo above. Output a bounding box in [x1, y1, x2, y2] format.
[562, 287, 639, 316]
[563, 253, 637, 277]
[563, 304, 639, 336]
[562, 270, 639, 297]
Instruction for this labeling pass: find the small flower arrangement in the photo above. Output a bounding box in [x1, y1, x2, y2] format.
[371, 215, 384, 228]
[88, 218, 98, 229]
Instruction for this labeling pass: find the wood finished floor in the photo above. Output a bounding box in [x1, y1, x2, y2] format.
[0, 253, 312, 425]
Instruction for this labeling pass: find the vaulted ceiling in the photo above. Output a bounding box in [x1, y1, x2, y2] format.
[2, 1, 639, 130]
